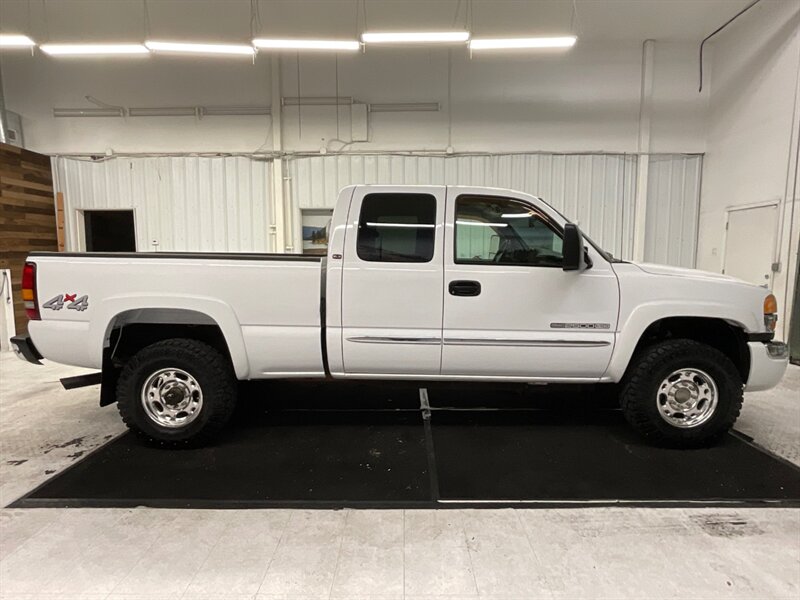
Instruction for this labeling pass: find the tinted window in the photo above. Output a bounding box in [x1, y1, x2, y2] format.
[455, 196, 563, 267]
[357, 193, 436, 262]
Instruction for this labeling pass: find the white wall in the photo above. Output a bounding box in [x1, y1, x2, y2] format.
[53, 156, 275, 253]
[279, 41, 706, 155]
[697, 0, 800, 339]
[0, 40, 707, 155]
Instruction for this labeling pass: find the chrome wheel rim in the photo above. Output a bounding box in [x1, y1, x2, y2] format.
[140, 368, 203, 428]
[656, 368, 718, 429]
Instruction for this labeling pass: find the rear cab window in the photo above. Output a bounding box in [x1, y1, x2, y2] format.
[356, 193, 437, 263]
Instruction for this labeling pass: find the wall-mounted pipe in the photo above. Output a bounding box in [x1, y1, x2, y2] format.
[699, 0, 762, 92]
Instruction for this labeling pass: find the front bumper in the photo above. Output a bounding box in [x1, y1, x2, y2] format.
[10, 335, 42, 365]
[746, 341, 788, 391]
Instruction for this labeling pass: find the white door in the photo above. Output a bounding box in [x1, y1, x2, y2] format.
[441, 189, 619, 380]
[340, 186, 445, 375]
[723, 204, 778, 287]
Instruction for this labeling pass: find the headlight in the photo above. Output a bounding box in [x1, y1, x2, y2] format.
[764, 294, 778, 331]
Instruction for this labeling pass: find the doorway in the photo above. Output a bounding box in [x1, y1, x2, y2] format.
[723, 203, 778, 287]
[83, 210, 136, 252]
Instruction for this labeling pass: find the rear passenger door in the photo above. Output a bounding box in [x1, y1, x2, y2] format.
[340, 186, 445, 375]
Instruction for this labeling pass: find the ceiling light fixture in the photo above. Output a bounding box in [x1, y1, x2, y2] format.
[145, 41, 255, 56]
[469, 36, 577, 50]
[361, 31, 470, 44]
[41, 43, 149, 56]
[253, 39, 360, 51]
[0, 34, 36, 47]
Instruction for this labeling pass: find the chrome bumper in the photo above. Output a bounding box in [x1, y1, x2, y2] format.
[747, 341, 788, 391]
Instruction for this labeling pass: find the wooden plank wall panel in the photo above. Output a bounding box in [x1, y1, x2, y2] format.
[0, 143, 57, 335]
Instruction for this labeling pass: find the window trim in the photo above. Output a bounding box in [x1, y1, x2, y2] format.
[453, 194, 566, 269]
[356, 192, 438, 264]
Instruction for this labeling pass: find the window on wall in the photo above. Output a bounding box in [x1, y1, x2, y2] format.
[357, 193, 437, 262]
[455, 196, 563, 267]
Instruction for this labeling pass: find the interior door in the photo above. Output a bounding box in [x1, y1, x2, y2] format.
[340, 186, 445, 375]
[441, 189, 619, 380]
[723, 204, 778, 287]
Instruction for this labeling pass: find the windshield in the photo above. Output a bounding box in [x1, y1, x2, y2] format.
[535, 197, 623, 263]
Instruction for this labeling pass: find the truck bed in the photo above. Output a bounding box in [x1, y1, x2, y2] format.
[27, 251, 326, 379]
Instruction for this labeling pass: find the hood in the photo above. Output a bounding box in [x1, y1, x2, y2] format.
[634, 262, 750, 285]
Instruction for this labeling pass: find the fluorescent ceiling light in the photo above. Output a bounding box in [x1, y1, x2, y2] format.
[145, 41, 254, 56]
[456, 220, 508, 228]
[0, 34, 36, 47]
[469, 36, 577, 50]
[253, 39, 360, 51]
[362, 31, 470, 44]
[365, 222, 436, 228]
[41, 44, 149, 56]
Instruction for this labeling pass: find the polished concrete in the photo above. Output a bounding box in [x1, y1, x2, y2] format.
[1, 352, 798, 599]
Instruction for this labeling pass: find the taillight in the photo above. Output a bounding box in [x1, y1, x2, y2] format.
[21, 262, 40, 320]
[763, 293, 778, 331]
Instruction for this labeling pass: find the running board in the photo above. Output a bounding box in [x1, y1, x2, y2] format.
[60, 372, 102, 390]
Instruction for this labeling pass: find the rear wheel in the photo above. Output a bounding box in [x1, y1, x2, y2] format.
[116, 338, 237, 447]
[620, 339, 743, 447]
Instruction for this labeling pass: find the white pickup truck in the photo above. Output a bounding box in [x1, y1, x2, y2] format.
[13, 185, 788, 447]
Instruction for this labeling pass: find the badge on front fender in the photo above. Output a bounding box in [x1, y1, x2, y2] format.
[42, 294, 89, 312]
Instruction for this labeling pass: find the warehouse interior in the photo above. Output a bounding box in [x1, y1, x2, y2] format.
[0, 0, 799, 598]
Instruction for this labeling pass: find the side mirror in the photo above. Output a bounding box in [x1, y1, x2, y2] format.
[562, 223, 586, 271]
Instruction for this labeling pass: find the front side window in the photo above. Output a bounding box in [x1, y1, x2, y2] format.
[455, 195, 563, 267]
[357, 193, 436, 262]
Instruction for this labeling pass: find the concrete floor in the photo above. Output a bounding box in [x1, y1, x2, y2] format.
[0, 352, 798, 599]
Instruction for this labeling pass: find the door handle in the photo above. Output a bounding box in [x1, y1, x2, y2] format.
[449, 280, 481, 297]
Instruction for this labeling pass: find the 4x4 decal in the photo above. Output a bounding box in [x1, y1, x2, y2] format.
[42, 294, 89, 312]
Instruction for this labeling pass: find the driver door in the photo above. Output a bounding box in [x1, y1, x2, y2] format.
[441, 188, 619, 380]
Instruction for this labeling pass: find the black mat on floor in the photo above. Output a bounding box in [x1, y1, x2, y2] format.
[431, 410, 800, 504]
[12, 384, 800, 509]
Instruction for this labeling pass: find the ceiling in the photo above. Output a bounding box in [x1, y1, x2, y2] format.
[0, 0, 757, 44]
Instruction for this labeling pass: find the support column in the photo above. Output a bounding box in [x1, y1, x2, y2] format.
[270, 55, 287, 253]
[632, 39, 655, 262]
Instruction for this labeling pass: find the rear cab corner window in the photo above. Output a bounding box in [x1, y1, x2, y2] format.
[356, 193, 437, 263]
[455, 195, 564, 268]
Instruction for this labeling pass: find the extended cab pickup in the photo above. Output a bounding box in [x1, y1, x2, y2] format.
[13, 185, 789, 447]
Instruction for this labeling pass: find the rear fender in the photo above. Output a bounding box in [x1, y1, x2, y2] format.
[92, 295, 250, 379]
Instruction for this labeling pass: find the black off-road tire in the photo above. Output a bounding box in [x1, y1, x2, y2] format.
[620, 339, 743, 448]
[116, 338, 237, 447]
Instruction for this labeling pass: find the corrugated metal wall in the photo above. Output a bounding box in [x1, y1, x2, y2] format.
[53, 156, 273, 252]
[644, 155, 702, 268]
[53, 152, 701, 267]
[289, 153, 639, 260]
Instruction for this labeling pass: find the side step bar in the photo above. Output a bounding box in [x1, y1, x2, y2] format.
[60, 372, 102, 390]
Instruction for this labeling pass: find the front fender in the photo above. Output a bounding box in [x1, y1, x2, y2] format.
[604, 301, 753, 382]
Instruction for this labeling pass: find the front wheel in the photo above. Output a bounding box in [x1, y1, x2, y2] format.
[116, 338, 237, 447]
[620, 339, 743, 447]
